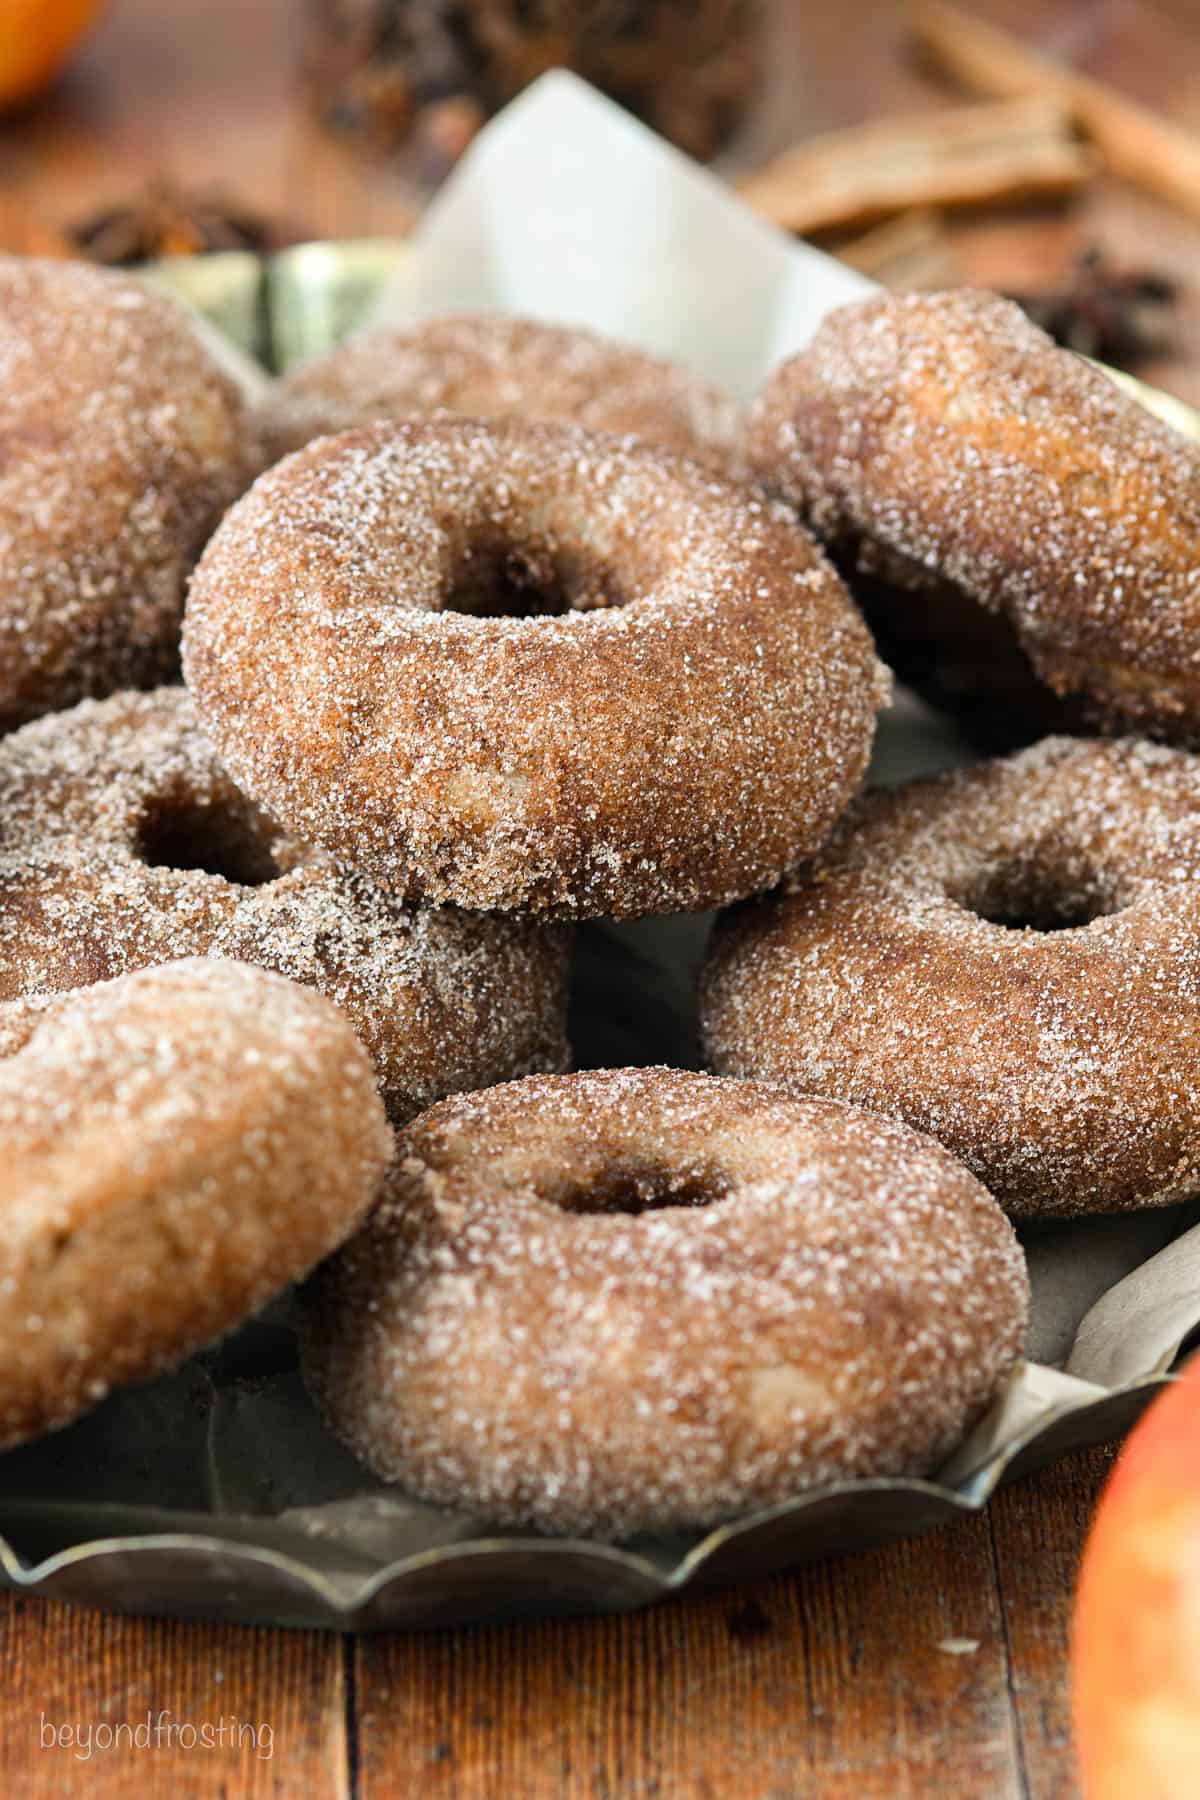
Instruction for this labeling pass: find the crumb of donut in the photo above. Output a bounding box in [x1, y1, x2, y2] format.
[0, 688, 570, 1122]
[256, 313, 742, 474]
[185, 417, 889, 919]
[302, 1068, 1028, 1538]
[703, 735, 1200, 1218]
[0, 257, 261, 729]
[0, 958, 392, 1450]
[746, 288, 1200, 742]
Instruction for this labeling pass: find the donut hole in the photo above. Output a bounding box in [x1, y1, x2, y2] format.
[555, 1161, 727, 1216]
[136, 795, 281, 888]
[445, 535, 626, 620]
[960, 859, 1123, 933]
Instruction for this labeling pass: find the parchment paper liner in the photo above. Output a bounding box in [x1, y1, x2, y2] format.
[3, 75, 1197, 1630]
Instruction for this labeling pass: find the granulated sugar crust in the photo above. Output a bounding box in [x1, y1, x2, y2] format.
[0, 256, 261, 730]
[746, 288, 1200, 741]
[0, 688, 570, 1122]
[256, 312, 742, 475]
[184, 417, 889, 919]
[703, 736, 1200, 1218]
[0, 958, 392, 1450]
[302, 1067, 1028, 1538]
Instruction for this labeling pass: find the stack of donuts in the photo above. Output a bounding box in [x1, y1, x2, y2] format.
[5, 250, 1197, 1544]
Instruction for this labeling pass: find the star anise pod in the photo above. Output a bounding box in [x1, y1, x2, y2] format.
[67, 182, 298, 267]
[1008, 249, 1176, 369]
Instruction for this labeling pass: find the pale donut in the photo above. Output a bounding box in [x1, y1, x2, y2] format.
[0, 687, 571, 1122]
[302, 1068, 1028, 1537]
[747, 288, 1200, 744]
[0, 958, 392, 1450]
[184, 417, 888, 918]
[0, 256, 260, 729]
[703, 736, 1200, 1217]
[256, 312, 741, 474]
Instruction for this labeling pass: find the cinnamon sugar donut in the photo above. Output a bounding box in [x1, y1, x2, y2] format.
[0, 688, 570, 1122]
[184, 418, 888, 919]
[703, 736, 1200, 1219]
[302, 1067, 1028, 1537]
[256, 313, 740, 473]
[0, 256, 260, 731]
[746, 288, 1200, 745]
[0, 958, 391, 1450]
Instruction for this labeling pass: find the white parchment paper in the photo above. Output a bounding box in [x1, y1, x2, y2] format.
[370, 70, 874, 397]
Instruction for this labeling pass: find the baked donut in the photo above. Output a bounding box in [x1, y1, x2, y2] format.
[0, 958, 391, 1450]
[702, 735, 1200, 1219]
[746, 288, 1200, 745]
[256, 312, 740, 474]
[0, 256, 260, 731]
[0, 688, 570, 1122]
[184, 418, 888, 918]
[302, 1067, 1028, 1537]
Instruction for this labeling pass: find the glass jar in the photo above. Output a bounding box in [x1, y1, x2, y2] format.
[305, 0, 760, 175]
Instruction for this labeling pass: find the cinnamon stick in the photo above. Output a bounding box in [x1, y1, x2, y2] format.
[737, 97, 1093, 236]
[912, 0, 1200, 222]
[837, 208, 961, 289]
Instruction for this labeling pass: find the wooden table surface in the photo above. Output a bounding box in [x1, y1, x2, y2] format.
[1, 1, 1197, 1793]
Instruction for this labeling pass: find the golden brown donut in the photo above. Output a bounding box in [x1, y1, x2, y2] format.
[302, 1067, 1029, 1537]
[0, 688, 570, 1121]
[0, 256, 260, 730]
[702, 736, 1200, 1219]
[746, 288, 1200, 745]
[0, 958, 392, 1451]
[256, 312, 741, 473]
[184, 417, 889, 919]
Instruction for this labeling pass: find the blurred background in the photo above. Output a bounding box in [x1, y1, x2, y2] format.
[1, 0, 1198, 397]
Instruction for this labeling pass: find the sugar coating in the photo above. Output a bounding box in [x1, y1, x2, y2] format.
[302, 1067, 1028, 1538]
[703, 735, 1200, 1218]
[746, 288, 1200, 742]
[0, 958, 392, 1450]
[0, 688, 570, 1122]
[184, 417, 890, 919]
[256, 312, 743, 475]
[0, 256, 261, 730]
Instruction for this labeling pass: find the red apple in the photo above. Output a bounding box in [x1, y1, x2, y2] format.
[1073, 1355, 1200, 1799]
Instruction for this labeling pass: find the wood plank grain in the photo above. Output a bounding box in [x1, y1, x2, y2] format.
[0, 0, 417, 253]
[353, 1505, 1025, 1799]
[0, 1593, 350, 1799]
[989, 1446, 1116, 1800]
